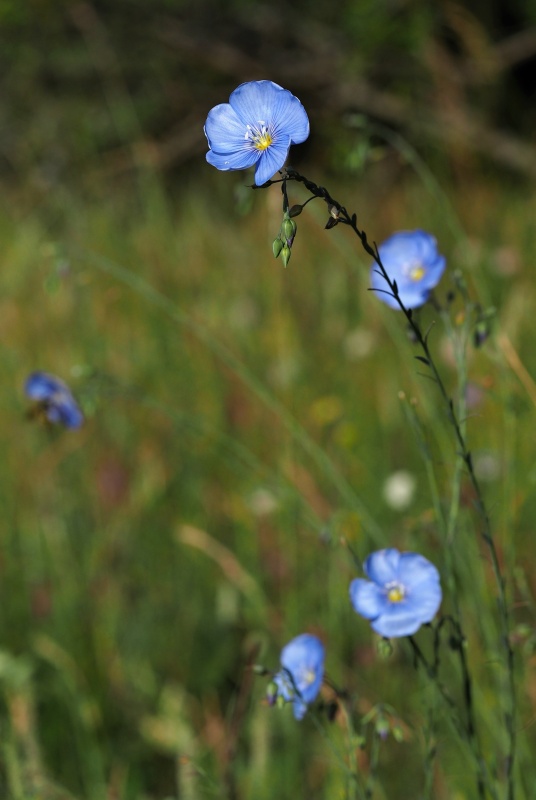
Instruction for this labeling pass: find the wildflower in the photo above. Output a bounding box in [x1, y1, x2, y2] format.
[371, 230, 446, 310]
[25, 371, 84, 429]
[268, 633, 324, 720]
[204, 80, 309, 186]
[350, 548, 442, 637]
[382, 470, 417, 511]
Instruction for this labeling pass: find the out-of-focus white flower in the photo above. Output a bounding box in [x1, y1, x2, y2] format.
[473, 452, 501, 482]
[343, 327, 376, 361]
[383, 470, 416, 511]
[248, 488, 279, 516]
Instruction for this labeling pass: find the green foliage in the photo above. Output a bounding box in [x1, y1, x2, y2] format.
[0, 157, 536, 797]
[2, 5, 536, 791]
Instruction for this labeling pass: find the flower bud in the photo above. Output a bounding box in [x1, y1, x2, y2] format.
[281, 217, 297, 247]
[474, 319, 490, 348]
[281, 244, 291, 268]
[273, 237, 284, 258]
[328, 203, 340, 220]
[375, 715, 390, 740]
[377, 637, 393, 659]
[266, 680, 278, 705]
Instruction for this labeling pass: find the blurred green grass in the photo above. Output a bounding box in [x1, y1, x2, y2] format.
[1, 164, 536, 798]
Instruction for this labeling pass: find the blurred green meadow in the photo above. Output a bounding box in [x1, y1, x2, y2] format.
[1, 163, 536, 798]
[3, 1, 536, 798]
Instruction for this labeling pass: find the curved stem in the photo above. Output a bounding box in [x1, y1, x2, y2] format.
[257, 168, 517, 798]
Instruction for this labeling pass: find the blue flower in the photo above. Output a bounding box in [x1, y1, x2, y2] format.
[371, 230, 446, 309]
[204, 80, 309, 186]
[349, 548, 442, 638]
[25, 371, 84, 429]
[270, 633, 324, 720]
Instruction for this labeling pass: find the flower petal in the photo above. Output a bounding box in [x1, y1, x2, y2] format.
[229, 80, 309, 144]
[269, 91, 309, 145]
[349, 578, 388, 619]
[206, 146, 259, 173]
[364, 548, 402, 585]
[25, 371, 66, 401]
[50, 395, 84, 428]
[370, 268, 429, 310]
[253, 137, 291, 185]
[398, 552, 440, 590]
[411, 583, 442, 623]
[273, 671, 293, 702]
[371, 602, 429, 638]
[280, 634, 324, 677]
[204, 103, 248, 154]
[413, 230, 439, 262]
[292, 698, 308, 720]
[399, 558, 442, 623]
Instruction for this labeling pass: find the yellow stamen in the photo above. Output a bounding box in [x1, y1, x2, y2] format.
[409, 264, 425, 281]
[245, 122, 273, 151]
[387, 585, 405, 603]
[302, 668, 316, 686]
[254, 132, 272, 151]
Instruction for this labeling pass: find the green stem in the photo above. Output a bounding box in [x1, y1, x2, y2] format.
[259, 169, 516, 799]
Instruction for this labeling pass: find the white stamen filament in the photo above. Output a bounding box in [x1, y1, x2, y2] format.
[245, 121, 273, 151]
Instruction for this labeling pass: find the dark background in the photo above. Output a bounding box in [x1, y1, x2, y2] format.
[2, 0, 536, 199]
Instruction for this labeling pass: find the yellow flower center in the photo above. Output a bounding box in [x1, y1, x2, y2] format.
[302, 668, 316, 686]
[254, 131, 273, 151]
[409, 263, 425, 282]
[387, 583, 406, 603]
[245, 122, 273, 151]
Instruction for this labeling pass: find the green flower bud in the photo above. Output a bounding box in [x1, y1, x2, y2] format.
[273, 237, 284, 258]
[377, 638, 393, 659]
[375, 715, 390, 740]
[282, 217, 297, 246]
[281, 244, 291, 268]
[266, 679, 278, 705]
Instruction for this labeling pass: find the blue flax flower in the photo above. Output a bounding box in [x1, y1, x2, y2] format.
[25, 371, 84, 429]
[371, 230, 446, 309]
[350, 548, 442, 638]
[270, 633, 324, 720]
[204, 80, 309, 186]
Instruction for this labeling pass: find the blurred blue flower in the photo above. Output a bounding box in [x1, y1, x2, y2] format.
[25, 371, 84, 429]
[350, 548, 442, 637]
[269, 633, 324, 720]
[204, 80, 309, 186]
[371, 230, 446, 309]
